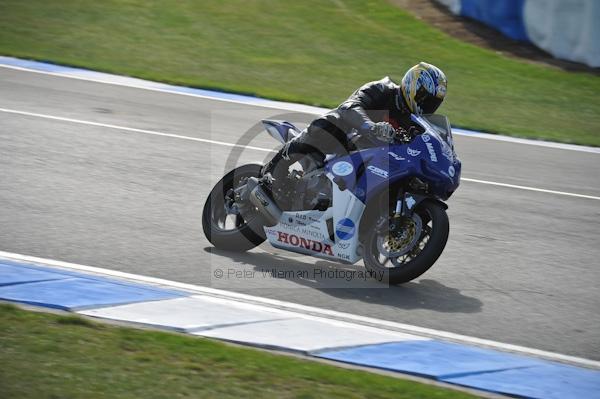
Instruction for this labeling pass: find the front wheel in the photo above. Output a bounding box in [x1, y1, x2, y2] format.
[363, 200, 449, 285]
[202, 164, 266, 251]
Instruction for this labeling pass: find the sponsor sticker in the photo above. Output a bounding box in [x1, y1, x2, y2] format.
[336, 252, 350, 261]
[279, 223, 325, 240]
[388, 151, 406, 161]
[277, 231, 333, 256]
[367, 165, 388, 179]
[335, 218, 356, 240]
[407, 147, 421, 157]
[441, 143, 454, 162]
[294, 213, 307, 221]
[426, 142, 438, 162]
[337, 242, 351, 249]
[421, 133, 431, 143]
[448, 165, 455, 177]
[308, 215, 321, 223]
[332, 161, 353, 176]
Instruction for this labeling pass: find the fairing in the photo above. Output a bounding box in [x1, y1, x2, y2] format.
[262, 114, 461, 264]
[325, 115, 461, 203]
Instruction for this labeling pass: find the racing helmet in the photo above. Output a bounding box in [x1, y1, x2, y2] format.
[400, 62, 447, 115]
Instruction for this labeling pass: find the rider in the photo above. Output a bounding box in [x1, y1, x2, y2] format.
[261, 62, 448, 183]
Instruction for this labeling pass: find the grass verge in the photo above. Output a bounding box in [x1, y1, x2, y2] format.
[0, 0, 598, 146]
[0, 304, 477, 398]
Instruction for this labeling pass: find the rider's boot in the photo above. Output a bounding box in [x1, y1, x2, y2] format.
[260, 139, 297, 196]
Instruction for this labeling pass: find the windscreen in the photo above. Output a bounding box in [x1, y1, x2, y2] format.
[422, 114, 452, 146]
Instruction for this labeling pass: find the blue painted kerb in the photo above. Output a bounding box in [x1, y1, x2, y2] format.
[316, 340, 600, 399]
[0, 258, 185, 310]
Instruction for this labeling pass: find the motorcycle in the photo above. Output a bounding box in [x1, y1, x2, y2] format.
[202, 114, 461, 284]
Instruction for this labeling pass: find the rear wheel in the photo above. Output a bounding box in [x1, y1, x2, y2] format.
[202, 164, 266, 251]
[363, 200, 449, 284]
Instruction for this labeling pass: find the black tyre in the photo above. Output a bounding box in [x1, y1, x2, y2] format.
[363, 200, 449, 285]
[202, 164, 266, 251]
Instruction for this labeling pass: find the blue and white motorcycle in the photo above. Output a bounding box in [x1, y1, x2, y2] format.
[203, 114, 461, 284]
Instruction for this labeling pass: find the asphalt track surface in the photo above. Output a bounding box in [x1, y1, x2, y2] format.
[1, 68, 599, 360]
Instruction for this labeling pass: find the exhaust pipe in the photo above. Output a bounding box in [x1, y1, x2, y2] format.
[246, 177, 282, 226]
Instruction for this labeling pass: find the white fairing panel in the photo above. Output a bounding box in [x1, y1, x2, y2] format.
[264, 174, 366, 263]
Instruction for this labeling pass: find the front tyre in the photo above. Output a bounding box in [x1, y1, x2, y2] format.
[202, 164, 266, 251]
[363, 200, 449, 285]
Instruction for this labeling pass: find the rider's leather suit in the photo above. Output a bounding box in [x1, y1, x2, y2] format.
[263, 77, 413, 180]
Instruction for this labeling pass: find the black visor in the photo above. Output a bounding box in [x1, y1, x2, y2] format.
[414, 85, 443, 114]
[421, 96, 442, 114]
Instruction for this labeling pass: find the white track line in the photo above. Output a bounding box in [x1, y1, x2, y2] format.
[3, 106, 599, 202]
[452, 128, 600, 154]
[0, 107, 272, 153]
[1, 250, 598, 369]
[461, 178, 600, 201]
[1, 61, 599, 154]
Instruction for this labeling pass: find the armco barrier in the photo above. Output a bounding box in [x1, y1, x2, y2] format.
[460, 0, 528, 41]
[433, 0, 600, 67]
[523, 0, 600, 67]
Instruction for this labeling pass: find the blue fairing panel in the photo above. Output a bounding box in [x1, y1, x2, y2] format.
[262, 120, 300, 144]
[326, 133, 461, 203]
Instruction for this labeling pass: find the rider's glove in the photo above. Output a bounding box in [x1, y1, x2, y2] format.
[371, 122, 396, 143]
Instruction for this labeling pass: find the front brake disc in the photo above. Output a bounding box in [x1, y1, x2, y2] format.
[376, 213, 423, 258]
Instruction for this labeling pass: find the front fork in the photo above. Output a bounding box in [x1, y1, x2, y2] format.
[388, 191, 428, 233]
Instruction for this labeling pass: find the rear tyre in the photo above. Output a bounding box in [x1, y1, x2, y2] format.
[363, 200, 449, 285]
[202, 164, 266, 251]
